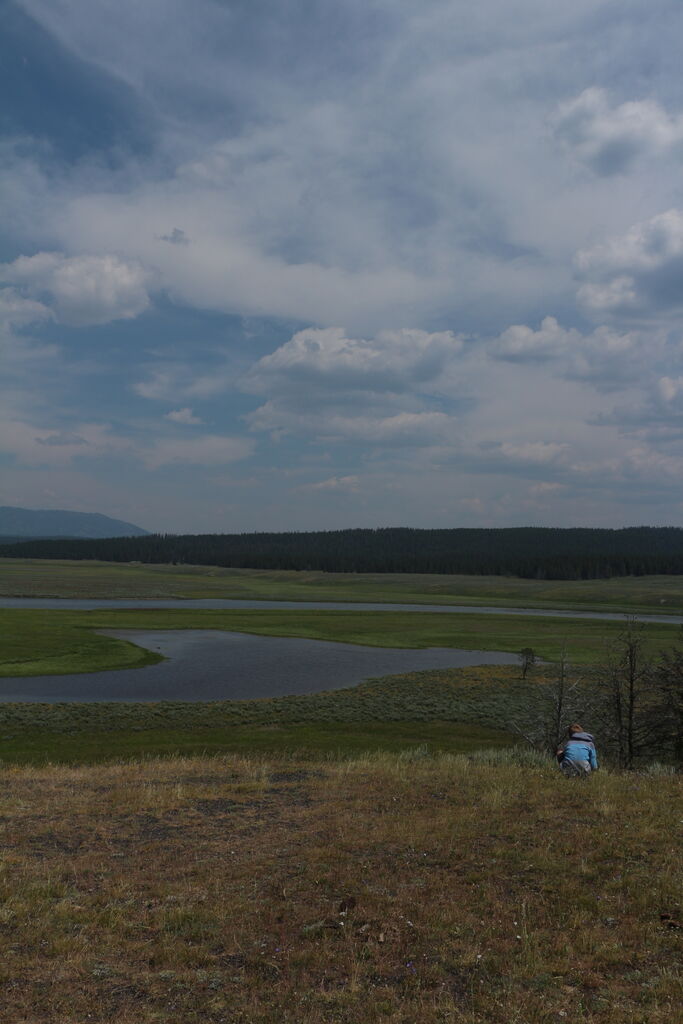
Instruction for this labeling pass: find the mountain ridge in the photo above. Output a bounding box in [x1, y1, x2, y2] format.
[0, 506, 149, 539]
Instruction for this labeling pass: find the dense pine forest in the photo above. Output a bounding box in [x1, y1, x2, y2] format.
[2, 526, 683, 579]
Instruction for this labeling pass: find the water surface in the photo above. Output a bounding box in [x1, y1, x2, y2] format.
[0, 629, 519, 703]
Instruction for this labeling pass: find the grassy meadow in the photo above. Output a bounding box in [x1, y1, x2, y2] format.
[0, 560, 681, 1021]
[1, 606, 682, 679]
[1, 558, 683, 764]
[0, 751, 680, 1024]
[4, 557, 683, 612]
[0, 664, 546, 764]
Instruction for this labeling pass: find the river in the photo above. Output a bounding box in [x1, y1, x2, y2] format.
[1, 596, 676, 703]
[0, 628, 519, 702]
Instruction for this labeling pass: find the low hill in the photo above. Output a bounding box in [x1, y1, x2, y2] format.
[0, 505, 148, 540]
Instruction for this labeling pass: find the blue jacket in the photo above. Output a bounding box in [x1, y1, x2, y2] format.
[562, 732, 598, 770]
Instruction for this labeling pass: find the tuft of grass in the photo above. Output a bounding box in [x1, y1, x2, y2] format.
[463, 745, 553, 769]
[0, 752, 680, 1023]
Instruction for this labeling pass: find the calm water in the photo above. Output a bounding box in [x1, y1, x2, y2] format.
[0, 629, 520, 703]
[1, 596, 678, 703]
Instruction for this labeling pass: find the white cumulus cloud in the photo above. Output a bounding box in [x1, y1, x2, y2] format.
[244, 327, 464, 394]
[1, 252, 150, 326]
[576, 209, 683, 320]
[490, 315, 643, 387]
[553, 88, 683, 176]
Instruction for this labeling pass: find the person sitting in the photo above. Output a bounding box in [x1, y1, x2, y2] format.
[557, 723, 598, 775]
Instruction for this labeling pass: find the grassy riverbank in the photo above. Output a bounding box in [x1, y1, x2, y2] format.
[1, 606, 681, 679]
[4, 558, 683, 613]
[0, 751, 680, 1023]
[0, 662, 644, 766]
[0, 664, 548, 764]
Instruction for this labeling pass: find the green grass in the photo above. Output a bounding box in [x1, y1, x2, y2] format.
[4, 557, 683, 612]
[0, 662, 631, 765]
[0, 605, 680, 678]
[0, 608, 164, 675]
[2, 565, 681, 770]
[0, 720, 515, 765]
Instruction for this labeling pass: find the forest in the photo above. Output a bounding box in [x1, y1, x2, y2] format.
[2, 525, 683, 579]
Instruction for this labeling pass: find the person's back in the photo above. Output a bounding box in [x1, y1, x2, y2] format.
[559, 725, 598, 775]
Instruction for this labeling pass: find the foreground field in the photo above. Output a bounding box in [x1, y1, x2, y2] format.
[0, 752, 680, 1024]
[4, 558, 683, 613]
[1, 606, 681, 678]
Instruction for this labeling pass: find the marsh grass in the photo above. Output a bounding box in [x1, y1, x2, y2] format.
[4, 558, 683, 613]
[1, 606, 681, 679]
[0, 665, 560, 765]
[0, 752, 680, 1023]
[0, 662, 661, 766]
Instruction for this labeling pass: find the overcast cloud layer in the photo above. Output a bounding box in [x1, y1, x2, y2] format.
[2, 0, 683, 532]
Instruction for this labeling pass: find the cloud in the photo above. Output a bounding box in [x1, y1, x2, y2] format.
[553, 88, 683, 176]
[493, 316, 580, 362]
[576, 209, 683, 320]
[36, 431, 88, 446]
[139, 434, 254, 469]
[657, 376, 683, 407]
[6, 0, 683, 529]
[0, 286, 58, 372]
[8, 2, 594, 333]
[165, 407, 202, 424]
[244, 327, 464, 395]
[303, 475, 360, 493]
[158, 228, 189, 245]
[490, 315, 643, 387]
[474, 440, 570, 470]
[0, 411, 252, 474]
[134, 362, 237, 401]
[529, 481, 566, 496]
[497, 440, 569, 464]
[0, 287, 52, 330]
[1, 252, 150, 326]
[241, 326, 466, 447]
[247, 404, 457, 446]
[595, 374, 683, 437]
[0, 419, 132, 466]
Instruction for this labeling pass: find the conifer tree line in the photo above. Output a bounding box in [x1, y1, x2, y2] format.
[2, 526, 683, 579]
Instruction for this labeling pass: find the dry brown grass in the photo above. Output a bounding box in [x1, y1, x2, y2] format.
[0, 753, 681, 1023]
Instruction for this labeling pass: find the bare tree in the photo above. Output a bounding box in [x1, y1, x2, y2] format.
[597, 618, 660, 769]
[513, 648, 589, 755]
[518, 647, 537, 680]
[650, 629, 683, 765]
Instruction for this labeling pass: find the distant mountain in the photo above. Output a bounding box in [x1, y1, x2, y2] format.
[0, 506, 149, 540]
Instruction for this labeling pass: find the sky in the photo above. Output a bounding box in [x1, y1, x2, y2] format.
[2, 0, 683, 533]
